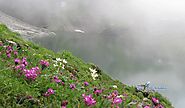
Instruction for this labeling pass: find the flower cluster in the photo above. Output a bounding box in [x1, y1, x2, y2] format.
[84, 81, 89, 86]
[14, 57, 41, 80]
[89, 68, 98, 80]
[40, 60, 49, 70]
[107, 90, 123, 108]
[22, 57, 28, 66]
[152, 97, 159, 104]
[6, 46, 13, 58]
[24, 67, 40, 80]
[144, 106, 150, 108]
[53, 58, 67, 71]
[44, 88, 55, 97]
[62, 59, 67, 64]
[82, 94, 96, 106]
[94, 88, 102, 96]
[15, 57, 28, 71]
[14, 51, 18, 56]
[151, 97, 164, 108]
[61, 100, 68, 108]
[4, 41, 18, 58]
[53, 76, 62, 83]
[70, 84, 76, 90]
[113, 97, 122, 104]
[14, 58, 20, 65]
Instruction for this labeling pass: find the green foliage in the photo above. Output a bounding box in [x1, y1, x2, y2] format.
[0, 24, 173, 108]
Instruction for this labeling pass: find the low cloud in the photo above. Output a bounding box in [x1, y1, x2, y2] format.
[0, 0, 185, 107]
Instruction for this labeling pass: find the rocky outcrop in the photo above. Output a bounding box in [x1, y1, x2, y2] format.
[0, 10, 54, 39]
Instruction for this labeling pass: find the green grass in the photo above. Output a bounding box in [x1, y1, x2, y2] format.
[0, 24, 173, 108]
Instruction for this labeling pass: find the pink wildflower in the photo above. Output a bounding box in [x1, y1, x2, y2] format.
[84, 82, 89, 86]
[61, 100, 68, 108]
[116, 106, 120, 108]
[7, 46, 12, 51]
[20, 64, 26, 70]
[15, 65, 21, 71]
[82, 94, 85, 97]
[24, 69, 37, 80]
[48, 88, 54, 94]
[94, 88, 102, 95]
[112, 90, 118, 97]
[61, 106, 66, 108]
[7, 53, 11, 58]
[31, 67, 40, 71]
[44, 88, 54, 96]
[70, 84, 76, 90]
[82, 94, 96, 106]
[22, 57, 28, 66]
[152, 97, 159, 104]
[40, 60, 49, 66]
[113, 97, 122, 104]
[14, 51, 18, 56]
[144, 105, 151, 108]
[14, 58, 20, 65]
[24, 67, 40, 80]
[40, 60, 49, 70]
[107, 95, 112, 99]
[26, 96, 33, 99]
[61, 82, 65, 86]
[53, 76, 61, 83]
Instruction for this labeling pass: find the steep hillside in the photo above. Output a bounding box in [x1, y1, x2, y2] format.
[0, 24, 173, 108]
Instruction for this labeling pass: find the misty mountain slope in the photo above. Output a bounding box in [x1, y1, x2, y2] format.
[0, 10, 54, 39]
[1, 0, 185, 107]
[0, 24, 173, 107]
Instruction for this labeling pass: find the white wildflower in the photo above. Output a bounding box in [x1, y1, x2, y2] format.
[128, 101, 137, 105]
[91, 72, 98, 80]
[41, 74, 49, 77]
[117, 95, 124, 98]
[89, 68, 98, 80]
[62, 64, 65, 69]
[89, 68, 97, 74]
[63, 59, 67, 64]
[56, 58, 62, 62]
[52, 60, 57, 64]
[112, 85, 118, 88]
[7, 40, 17, 46]
[143, 98, 149, 101]
[53, 64, 58, 67]
[59, 62, 62, 66]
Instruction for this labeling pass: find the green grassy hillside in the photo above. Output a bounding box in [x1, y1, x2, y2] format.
[0, 24, 173, 108]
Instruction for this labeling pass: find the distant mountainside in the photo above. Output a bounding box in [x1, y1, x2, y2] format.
[0, 10, 54, 39]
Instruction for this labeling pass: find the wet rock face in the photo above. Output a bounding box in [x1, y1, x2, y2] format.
[0, 10, 54, 39]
